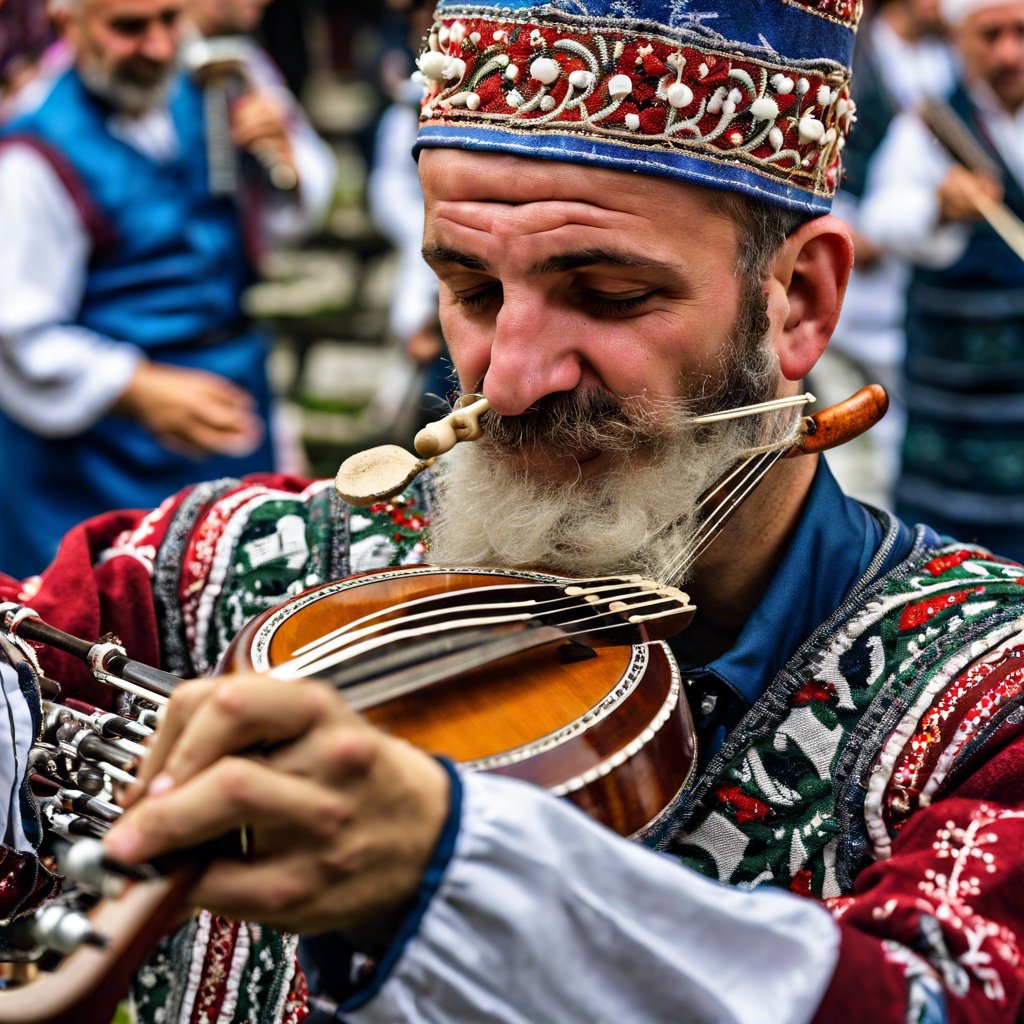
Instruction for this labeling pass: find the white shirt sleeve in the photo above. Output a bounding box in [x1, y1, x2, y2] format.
[347, 772, 840, 1024]
[858, 112, 970, 269]
[367, 104, 439, 341]
[0, 655, 37, 853]
[0, 144, 143, 436]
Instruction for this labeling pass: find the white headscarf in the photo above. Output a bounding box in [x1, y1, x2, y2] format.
[941, 0, 1023, 25]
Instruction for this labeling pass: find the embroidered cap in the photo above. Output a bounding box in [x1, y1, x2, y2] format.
[414, 0, 862, 213]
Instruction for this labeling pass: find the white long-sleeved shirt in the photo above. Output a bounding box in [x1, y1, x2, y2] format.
[0, 657, 35, 853]
[0, 59, 336, 437]
[859, 80, 1024, 270]
[339, 771, 840, 1024]
[829, 18, 956, 366]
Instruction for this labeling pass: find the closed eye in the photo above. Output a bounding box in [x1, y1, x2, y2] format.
[581, 291, 654, 317]
[452, 284, 502, 310]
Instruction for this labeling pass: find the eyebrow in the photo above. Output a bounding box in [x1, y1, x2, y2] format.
[421, 243, 489, 271]
[421, 243, 678, 277]
[529, 249, 678, 276]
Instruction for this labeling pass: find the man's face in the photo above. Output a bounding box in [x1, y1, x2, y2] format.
[904, 0, 947, 36]
[419, 151, 787, 580]
[420, 151, 779, 476]
[960, 2, 1024, 110]
[69, 0, 183, 112]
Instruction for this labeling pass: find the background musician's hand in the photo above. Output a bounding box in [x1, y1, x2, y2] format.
[105, 675, 451, 947]
[230, 91, 299, 189]
[937, 164, 1003, 223]
[113, 362, 264, 459]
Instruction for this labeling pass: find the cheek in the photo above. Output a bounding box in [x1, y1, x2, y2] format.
[91, 31, 132, 66]
[607, 313, 731, 398]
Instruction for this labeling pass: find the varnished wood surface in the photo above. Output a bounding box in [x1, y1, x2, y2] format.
[226, 566, 697, 836]
[791, 384, 888, 456]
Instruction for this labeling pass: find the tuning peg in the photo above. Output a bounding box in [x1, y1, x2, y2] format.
[20, 903, 108, 955]
[56, 838, 157, 896]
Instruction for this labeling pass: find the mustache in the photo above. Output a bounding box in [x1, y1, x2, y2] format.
[477, 391, 695, 455]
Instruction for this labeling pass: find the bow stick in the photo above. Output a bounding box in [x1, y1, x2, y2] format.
[917, 97, 1024, 263]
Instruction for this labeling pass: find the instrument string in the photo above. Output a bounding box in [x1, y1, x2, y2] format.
[287, 578, 681, 661]
[275, 581, 693, 678]
[662, 447, 787, 584]
[339, 616, 660, 711]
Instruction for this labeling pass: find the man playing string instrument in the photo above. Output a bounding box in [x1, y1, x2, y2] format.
[2, 0, 1024, 1021]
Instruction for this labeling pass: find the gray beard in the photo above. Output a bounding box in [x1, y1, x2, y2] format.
[78, 60, 174, 115]
[429, 335, 794, 586]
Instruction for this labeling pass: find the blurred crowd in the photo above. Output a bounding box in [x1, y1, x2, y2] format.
[0, 0, 1023, 571]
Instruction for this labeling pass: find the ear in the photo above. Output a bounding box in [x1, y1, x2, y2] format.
[764, 214, 853, 381]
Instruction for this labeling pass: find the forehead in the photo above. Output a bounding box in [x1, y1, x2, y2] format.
[83, 0, 182, 20]
[419, 150, 739, 264]
[964, 2, 1024, 32]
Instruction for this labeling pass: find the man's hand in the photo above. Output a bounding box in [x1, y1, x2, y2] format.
[230, 91, 299, 190]
[937, 164, 1003, 223]
[105, 675, 451, 947]
[113, 362, 264, 459]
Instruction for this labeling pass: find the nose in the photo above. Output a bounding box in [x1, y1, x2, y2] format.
[140, 20, 179, 64]
[480, 291, 585, 416]
[993, 26, 1024, 66]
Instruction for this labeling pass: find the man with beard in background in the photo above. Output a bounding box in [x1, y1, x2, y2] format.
[2, 1, 1024, 1022]
[0, 0, 333, 580]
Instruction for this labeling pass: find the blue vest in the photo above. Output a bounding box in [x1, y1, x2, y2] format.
[898, 83, 1024, 559]
[0, 69, 275, 577]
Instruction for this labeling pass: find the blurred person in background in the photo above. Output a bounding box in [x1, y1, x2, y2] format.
[0, 0, 62, 120]
[0, 0, 335, 578]
[814, 0, 955, 509]
[860, 0, 1024, 560]
[368, 0, 451, 431]
[181, 0, 337, 275]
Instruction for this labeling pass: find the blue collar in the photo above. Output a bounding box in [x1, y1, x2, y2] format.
[674, 459, 913, 709]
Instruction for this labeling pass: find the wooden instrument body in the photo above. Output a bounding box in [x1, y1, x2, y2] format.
[223, 566, 697, 838]
[0, 566, 696, 1023]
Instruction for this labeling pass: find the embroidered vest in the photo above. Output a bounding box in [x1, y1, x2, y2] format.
[661, 527, 1024, 897]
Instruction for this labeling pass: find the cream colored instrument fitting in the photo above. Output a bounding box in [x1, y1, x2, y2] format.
[335, 396, 491, 507]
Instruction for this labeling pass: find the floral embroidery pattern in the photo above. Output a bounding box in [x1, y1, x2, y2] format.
[419, 14, 856, 197]
[781, 0, 863, 26]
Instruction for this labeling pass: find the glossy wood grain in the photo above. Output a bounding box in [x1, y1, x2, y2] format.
[226, 566, 697, 837]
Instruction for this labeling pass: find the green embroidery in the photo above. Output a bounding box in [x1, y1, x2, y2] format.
[672, 545, 1024, 896]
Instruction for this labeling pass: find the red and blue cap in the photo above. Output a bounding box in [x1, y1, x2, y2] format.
[414, 0, 862, 213]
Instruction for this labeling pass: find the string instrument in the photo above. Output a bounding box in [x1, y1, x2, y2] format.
[183, 36, 299, 196]
[0, 385, 887, 1023]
